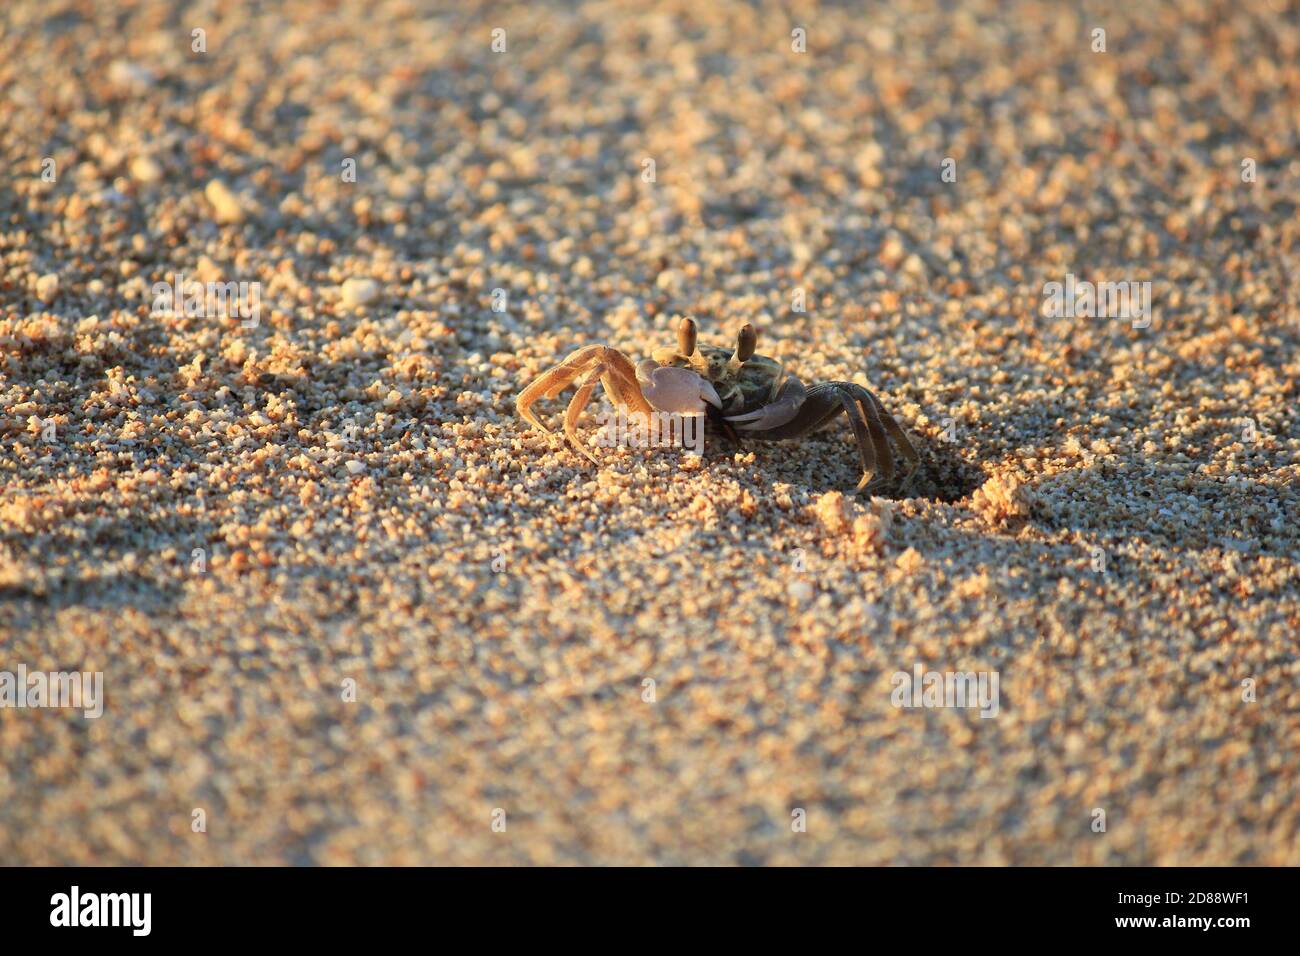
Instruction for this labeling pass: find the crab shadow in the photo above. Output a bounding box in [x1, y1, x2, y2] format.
[717, 426, 984, 503]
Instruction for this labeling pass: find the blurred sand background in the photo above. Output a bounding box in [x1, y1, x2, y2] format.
[1, 0, 1298, 864]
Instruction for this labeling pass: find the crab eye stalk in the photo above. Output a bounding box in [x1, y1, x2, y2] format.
[677, 316, 698, 357]
[726, 323, 757, 375]
[735, 324, 757, 363]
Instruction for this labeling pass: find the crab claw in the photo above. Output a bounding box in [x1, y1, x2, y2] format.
[637, 362, 722, 413]
[725, 374, 807, 431]
[697, 377, 723, 410]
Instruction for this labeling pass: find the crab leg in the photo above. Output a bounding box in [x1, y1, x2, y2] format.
[516, 345, 655, 462]
[836, 388, 881, 491]
[854, 384, 919, 480]
[516, 345, 603, 433]
[564, 366, 605, 464]
[598, 349, 655, 419]
[854, 388, 895, 484]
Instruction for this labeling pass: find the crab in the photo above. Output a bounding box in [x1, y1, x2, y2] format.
[516, 317, 919, 492]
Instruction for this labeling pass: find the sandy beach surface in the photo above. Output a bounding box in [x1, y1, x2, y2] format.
[1, 0, 1298, 864]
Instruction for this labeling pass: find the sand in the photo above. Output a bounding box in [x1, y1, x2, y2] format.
[1, 0, 1297, 865]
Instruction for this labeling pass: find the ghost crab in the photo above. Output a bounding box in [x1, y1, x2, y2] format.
[516, 317, 918, 492]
